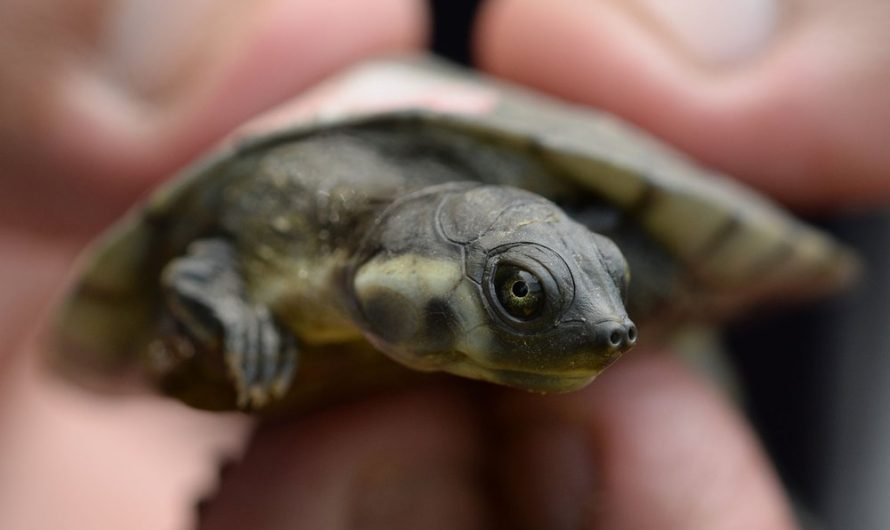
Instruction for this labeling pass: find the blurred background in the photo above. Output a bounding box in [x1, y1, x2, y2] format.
[429, 0, 890, 528]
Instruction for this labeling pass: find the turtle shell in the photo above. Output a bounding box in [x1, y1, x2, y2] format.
[55, 54, 857, 384]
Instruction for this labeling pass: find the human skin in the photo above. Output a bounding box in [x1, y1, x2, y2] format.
[1, 1, 888, 529]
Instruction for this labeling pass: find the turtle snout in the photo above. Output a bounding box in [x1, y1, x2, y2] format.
[596, 318, 637, 353]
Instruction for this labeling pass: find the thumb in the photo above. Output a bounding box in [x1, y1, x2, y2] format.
[475, 0, 890, 208]
[1, 0, 427, 235]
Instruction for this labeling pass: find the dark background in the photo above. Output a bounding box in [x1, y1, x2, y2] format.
[428, 1, 890, 528]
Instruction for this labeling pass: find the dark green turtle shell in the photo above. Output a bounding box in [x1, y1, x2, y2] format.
[55, 55, 857, 390]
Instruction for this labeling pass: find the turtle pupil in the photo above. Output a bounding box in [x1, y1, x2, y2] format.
[494, 265, 545, 321]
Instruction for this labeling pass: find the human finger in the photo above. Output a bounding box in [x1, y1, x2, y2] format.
[0, 0, 428, 235]
[200, 387, 490, 530]
[491, 351, 797, 529]
[475, 0, 890, 208]
[200, 353, 796, 530]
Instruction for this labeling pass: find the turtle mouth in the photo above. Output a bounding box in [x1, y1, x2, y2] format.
[447, 352, 602, 393]
[488, 367, 598, 393]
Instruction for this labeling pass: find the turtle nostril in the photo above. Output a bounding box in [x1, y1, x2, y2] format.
[596, 320, 637, 352]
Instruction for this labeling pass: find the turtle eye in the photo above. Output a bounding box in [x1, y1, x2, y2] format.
[494, 265, 545, 320]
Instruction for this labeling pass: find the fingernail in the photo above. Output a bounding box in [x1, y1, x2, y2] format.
[627, 0, 781, 66]
[100, 0, 233, 100]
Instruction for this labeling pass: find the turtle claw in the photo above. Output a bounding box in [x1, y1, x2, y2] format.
[224, 306, 298, 410]
[272, 334, 299, 397]
[162, 238, 299, 410]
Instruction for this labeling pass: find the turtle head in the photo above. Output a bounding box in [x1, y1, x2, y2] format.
[352, 184, 636, 393]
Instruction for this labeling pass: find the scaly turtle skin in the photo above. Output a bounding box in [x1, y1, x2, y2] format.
[54, 56, 856, 412]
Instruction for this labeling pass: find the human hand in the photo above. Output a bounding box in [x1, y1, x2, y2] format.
[0, 1, 424, 528]
[2, 1, 887, 529]
[476, 0, 890, 209]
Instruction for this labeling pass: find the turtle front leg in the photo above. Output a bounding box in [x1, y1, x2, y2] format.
[159, 238, 298, 409]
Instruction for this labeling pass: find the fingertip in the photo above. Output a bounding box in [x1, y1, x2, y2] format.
[70, 0, 431, 178]
[474, 0, 693, 130]
[474, 0, 890, 209]
[23, 0, 430, 237]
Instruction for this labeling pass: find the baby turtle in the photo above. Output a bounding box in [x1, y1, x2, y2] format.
[54, 56, 856, 412]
